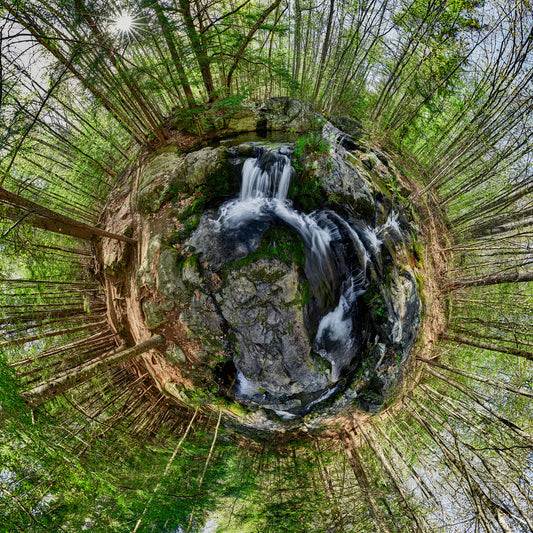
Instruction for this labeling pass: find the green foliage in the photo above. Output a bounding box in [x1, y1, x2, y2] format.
[293, 133, 330, 160]
[289, 133, 330, 211]
[362, 283, 386, 319]
[0, 352, 25, 416]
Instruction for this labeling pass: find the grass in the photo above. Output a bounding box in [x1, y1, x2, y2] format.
[293, 133, 330, 160]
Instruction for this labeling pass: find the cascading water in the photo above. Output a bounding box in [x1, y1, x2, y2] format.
[190, 144, 407, 418]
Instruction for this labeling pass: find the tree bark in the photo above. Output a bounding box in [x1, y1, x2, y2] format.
[24, 335, 163, 407]
[0, 186, 136, 243]
[444, 333, 533, 362]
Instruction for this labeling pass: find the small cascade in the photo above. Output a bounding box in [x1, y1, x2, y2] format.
[190, 144, 407, 416]
[240, 150, 293, 200]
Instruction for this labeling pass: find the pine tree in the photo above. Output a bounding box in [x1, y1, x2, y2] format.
[0, 0, 532, 531]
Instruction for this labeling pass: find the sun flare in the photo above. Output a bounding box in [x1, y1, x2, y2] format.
[113, 12, 134, 34]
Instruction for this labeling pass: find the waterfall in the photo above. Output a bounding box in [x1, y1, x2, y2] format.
[191, 144, 405, 415]
[240, 151, 293, 200]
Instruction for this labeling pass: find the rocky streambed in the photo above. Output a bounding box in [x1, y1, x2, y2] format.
[99, 98, 424, 433]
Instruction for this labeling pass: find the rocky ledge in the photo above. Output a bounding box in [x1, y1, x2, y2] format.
[98, 97, 423, 433]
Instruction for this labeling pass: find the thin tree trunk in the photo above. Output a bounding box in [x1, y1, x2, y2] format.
[1, 320, 108, 349]
[185, 409, 222, 533]
[0, 187, 136, 243]
[178, 0, 216, 100]
[418, 357, 533, 398]
[226, 0, 281, 91]
[341, 432, 394, 533]
[152, 0, 197, 109]
[24, 336, 163, 407]
[444, 333, 533, 362]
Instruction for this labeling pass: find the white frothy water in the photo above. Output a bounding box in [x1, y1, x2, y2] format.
[236, 370, 262, 397]
[362, 225, 382, 254]
[240, 152, 293, 201]
[199, 146, 404, 413]
[381, 211, 401, 237]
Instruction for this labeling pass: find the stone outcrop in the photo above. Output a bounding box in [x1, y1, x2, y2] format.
[225, 97, 321, 133]
[137, 146, 230, 213]
[100, 97, 423, 433]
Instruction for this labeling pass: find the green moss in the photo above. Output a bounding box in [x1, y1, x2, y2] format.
[142, 301, 168, 330]
[204, 160, 232, 198]
[290, 133, 330, 212]
[179, 196, 207, 220]
[362, 283, 386, 319]
[228, 226, 306, 271]
[226, 402, 249, 418]
[301, 281, 311, 306]
[412, 239, 423, 266]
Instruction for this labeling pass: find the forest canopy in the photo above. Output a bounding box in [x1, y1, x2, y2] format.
[0, 0, 532, 531]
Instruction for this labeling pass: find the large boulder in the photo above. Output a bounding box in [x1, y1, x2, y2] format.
[138, 147, 230, 213]
[225, 97, 321, 134]
[216, 258, 329, 408]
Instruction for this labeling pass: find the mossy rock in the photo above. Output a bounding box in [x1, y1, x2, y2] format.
[226, 106, 258, 132]
[142, 301, 168, 330]
[157, 249, 186, 301]
[138, 182, 167, 213]
[165, 343, 187, 364]
[138, 147, 231, 213]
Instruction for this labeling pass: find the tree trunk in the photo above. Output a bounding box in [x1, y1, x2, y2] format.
[178, 0, 216, 100]
[152, 0, 197, 109]
[1, 320, 108, 348]
[24, 335, 163, 407]
[446, 268, 533, 290]
[0, 186, 136, 243]
[225, 0, 282, 91]
[341, 432, 393, 533]
[444, 333, 533, 362]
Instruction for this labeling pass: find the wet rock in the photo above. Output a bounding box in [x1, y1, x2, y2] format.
[180, 290, 225, 354]
[237, 142, 256, 156]
[216, 259, 330, 408]
[123, 112, 423, 430]
[188, 210, 266, 268]
[315, 150, 375, 218]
